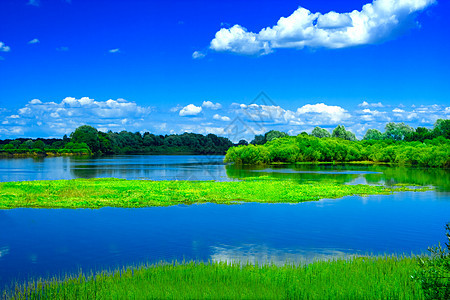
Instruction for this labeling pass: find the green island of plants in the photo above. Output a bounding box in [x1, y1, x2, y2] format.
[0, 178, 430, 209]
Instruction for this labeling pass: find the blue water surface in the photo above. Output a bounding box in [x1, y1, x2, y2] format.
[0, 155, 449, 289]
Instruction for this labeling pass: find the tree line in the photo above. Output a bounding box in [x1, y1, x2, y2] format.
[0, 125, 233, 156]
[226, 119, 450, 168]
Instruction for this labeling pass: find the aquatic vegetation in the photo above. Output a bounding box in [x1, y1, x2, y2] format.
[3, 256, 424, 299]
[0, 178, 430, 209]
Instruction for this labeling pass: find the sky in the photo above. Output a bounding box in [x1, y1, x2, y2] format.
[0, 0, 449, 141]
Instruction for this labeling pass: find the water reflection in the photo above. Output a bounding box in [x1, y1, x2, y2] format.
[0, 155, 230, 182]
[226, 164, 450, 191]
[210, 244, 358, 265]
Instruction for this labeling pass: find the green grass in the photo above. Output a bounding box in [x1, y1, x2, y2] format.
[0, 178, 430, 209]
[4, 257, 425, 299]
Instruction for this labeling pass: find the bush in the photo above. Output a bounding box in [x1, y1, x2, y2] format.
[415, 223, 450, 299]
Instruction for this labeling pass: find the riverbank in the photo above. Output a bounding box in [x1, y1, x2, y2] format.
[0, 178, 430, 209]
[4, 256, 424, 299]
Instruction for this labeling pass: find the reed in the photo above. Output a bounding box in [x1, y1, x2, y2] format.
[3, 256, 425, 299]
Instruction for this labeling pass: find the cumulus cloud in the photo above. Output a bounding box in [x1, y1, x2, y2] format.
[0, 97, 151, 137]
[296, 103, 351, 124]
[213, 114, 231, 122]
[109, 48, 120, 53]
[209, 0, 435, 55]
[192, 51, 206, 59]
[237, 102, 350, 126]
[28, 38, 40, 44]
[0, 42, 11, 52]
[179, 104, 202, 116]
[358, 101, 384, 107]
[202, 101, 222, 110]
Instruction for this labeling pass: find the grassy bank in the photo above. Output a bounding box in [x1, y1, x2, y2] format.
[4, 257, 424, 299]
[0, 178, 429, 209]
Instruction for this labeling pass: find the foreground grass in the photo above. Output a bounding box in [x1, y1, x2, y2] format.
[0, 178, 429, 209]
[3, 257, 424, 299]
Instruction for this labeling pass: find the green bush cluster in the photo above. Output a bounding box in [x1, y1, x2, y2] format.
[415, 223, 450, 299]
[225, 135, 450, 168]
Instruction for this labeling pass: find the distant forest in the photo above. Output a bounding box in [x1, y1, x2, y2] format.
[226, 119, 450, 168]
[0, 125, 233, 156]
[0, 120, 449, 160]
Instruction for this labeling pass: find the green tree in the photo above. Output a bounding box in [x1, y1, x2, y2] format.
[70, 125, 100, 153]
[10, 140, 21, 148]
[237, 140, 248, 146]
[19, 140, 34, 149]
[434, 119, 450, 139]
[311, 127, 331, 138]
[332, 125, 356, 141]
[250, 135, 266, 145]
[384, 122, 414, 141]
[363, 129, 384, 140]
[265, 130, 287, 142]
[32, 140, 45, 150]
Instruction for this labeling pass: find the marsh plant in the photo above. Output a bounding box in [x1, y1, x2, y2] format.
[415, 223, 450, 299]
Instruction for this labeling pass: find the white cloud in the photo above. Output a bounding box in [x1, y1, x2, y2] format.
[29, 99, 42, 104]
[210, 25, 272, 55]
[192, 51, 206, 59]
[209, 0, 435, 55]
[0, 42, 11, 52]
[358, 101, 384, 107]
[179, 104, 202, 116]
[213, 114, 231, 122]
[1, 97, 151, 137]
[296, 103, 351, 124]
[109, 48, 120, 53]
[202, 101, 222, 110]
[392, 108, 405, 113]
[28, 38, 40, 44]
[170, 105, 183, 112]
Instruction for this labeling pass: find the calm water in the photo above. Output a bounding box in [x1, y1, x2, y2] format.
[0, 155, 449, 288]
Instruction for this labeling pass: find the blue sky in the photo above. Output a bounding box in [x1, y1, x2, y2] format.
[0, 0, 449, 141]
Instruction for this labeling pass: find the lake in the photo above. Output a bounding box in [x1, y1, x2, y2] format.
[0, 155, 449, 289]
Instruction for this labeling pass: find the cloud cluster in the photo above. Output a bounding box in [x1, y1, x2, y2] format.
[202, 101, 222, 110]
[1, 97, 151, 136]
[0, 42, 10, 52]
[1, 97, 448, 141]
[238, 103, 350, 126]
[208, 0, 436, 55]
